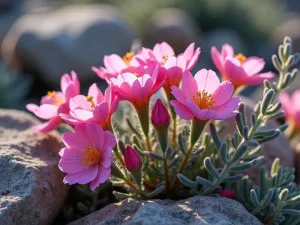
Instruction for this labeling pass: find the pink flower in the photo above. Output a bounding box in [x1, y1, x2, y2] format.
[124, 146, 142, 171]
[92, 52, 145, 80]
[60, 84, 119, 130]
[170, 69, 240, 121]
[110, 67, 166, 106]
[150, 42, 201, 88]
[59, 123, 116, 190]
[151, 99, 170, 127]
[152, 42, 200, 71]
[211, 44, 274, 88]
[26, 72, 80, 132]
[219, 190, 235, 199]
[279, 91, 300, 132]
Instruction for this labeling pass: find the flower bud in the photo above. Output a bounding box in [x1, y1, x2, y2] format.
[124, 146, 142, 171]
[219, 190, 235, 199]
[151, 99, 170, 127]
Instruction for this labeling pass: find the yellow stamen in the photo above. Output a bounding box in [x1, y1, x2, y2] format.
[47, 90, 64, 106]
[122, 52, 135, 66]
[47, 91, 56, 98]
[80, 146, 100, 169]
[86, 95, 95, 109]
[235, 53, 247, 64]
[161, 55, 169, 65]
[193, 90, 215, 109]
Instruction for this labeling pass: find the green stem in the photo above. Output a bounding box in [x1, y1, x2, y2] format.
[262, 202, 285, 224]
[175, 119, 207, 182]
[113, 147, 125, 167]
[163, 157, 170, 191]
[106, 118, 126, 167]
[202, 114, 264, 195]
[165, 87, 177, 149]
[134, 101, 152, 152]
[123, 177, 147, 199]
[172, 112, 177, 149]
[111, 163, 146, 199]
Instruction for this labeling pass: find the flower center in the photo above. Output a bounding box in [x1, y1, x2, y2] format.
[47, 91, 64, 106]
[193, 90, 215, 109]
[80, 146, 100, 169]
[235, 53, 247, 64]
[161, 55, 169, 65]
[86, 95, 95, 110]
[122, 52, 135, 66]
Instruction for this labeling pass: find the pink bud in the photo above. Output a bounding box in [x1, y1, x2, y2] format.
[124, 146, 142, 171]
[219, 190, 235, 199]
[151, 99, 170, 127]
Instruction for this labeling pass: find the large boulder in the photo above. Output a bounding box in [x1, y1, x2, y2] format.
[0, 109, 68, 225]
[146, 8, 201, 54]
[68, 196, 261, 225]
[2, 4, 136, 87]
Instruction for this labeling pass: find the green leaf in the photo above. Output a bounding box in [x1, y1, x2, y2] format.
[271, 158, 280, 176]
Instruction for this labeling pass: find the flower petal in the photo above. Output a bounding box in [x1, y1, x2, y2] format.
[242, 57, 265, 75]
[33, 117, 61, 132]
[90, 166, 111, 191]
[93, 102, 109, 125]
[59, 147, 86, 173]
[63, 164, 98, 185]
[221, 44, 234, 58]
[26, 104, 58, 120]
[85, 123, 105, 150]
[211, 46, 224, 72]
[212, 81, 234, 107]
[213, 97, 240, 120]
[88, 83, 104, 103]
[194, 69, 220, 94]
[182, 71, 198, 99]
[170, 100, 194, 120]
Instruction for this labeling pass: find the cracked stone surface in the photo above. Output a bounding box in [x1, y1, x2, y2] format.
[69, 196, 261, 225]
[0, 109, 68, 225]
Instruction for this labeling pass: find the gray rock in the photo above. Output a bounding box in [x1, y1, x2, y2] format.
[146, 8, 201, 54]
[2, 4, 136, 87]
[68, 196, 261, 225]
[271, 16, 300, 53]
[0, 109, 68, 225]
[220, 97, 294, 184]
[0, 0, 61, 56]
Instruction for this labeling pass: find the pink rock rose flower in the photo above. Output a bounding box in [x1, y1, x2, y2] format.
[26, 71, 80, 132]
[211, 44, 274, 89]
[59, 123, 116, 190]
[60, 84, 119, 130]
[279, 91, 300, 134]
[170, 69, 240, 121]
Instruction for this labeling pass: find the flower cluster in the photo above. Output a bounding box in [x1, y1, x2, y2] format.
[27, 42, 274, 192]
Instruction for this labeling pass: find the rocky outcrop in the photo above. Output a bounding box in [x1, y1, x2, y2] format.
[2, 4, 136, 87]
[69, 196, 261, 225]
[0, 109, 67, 225]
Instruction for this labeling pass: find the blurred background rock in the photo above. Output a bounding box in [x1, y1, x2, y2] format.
[0, 0, 299, 110]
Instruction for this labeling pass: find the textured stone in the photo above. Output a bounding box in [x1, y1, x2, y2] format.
[2, 4, 136, 87]
[69, 196, 260, 225]
[0, 109, 68, 225]
[146, 8, 201, 54]
[220, 97, 294, 183]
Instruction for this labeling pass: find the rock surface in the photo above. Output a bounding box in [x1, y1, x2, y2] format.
[146, 8, 201, 54]
[2, 4, 136, 87]
[220, 97, 294, 183]
[69, 196, 260, 225]
[0, 109, 67, 225]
